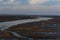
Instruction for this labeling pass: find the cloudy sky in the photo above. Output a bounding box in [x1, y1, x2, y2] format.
[0, 0, 60, 15]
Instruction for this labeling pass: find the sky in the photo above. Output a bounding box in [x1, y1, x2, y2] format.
[0, 0, 60, 15]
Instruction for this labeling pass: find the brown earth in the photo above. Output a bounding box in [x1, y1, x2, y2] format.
[40, 18, 60, 24]
[7, 18, 56, 32]
[0, 30, 15, 38]
[7, 19, 56, 38]
[7, 24, 55, 32]
[0, 16, 19, 22]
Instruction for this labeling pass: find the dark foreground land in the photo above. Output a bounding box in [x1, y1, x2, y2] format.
[0, 15, 58, 40]
[0, 15, 60, 22]
[0, 15, 37, 22]
[6, 18, 57, 40]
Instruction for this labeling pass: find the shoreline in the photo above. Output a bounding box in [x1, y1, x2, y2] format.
[7, 19, 56, 39]
[0, 16, 38, 22]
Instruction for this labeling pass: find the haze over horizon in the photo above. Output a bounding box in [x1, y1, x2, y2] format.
[0, 0, 60, 15]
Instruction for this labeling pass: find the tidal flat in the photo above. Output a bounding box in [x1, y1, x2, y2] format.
[0, 15, 58, 40]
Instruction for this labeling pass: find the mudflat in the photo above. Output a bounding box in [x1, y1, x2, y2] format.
[0, 30, 15, 38]
[7, 19, 56, 39]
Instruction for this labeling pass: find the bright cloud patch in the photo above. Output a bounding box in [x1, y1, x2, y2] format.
[29, 0, 48, 5]
[0, 0, 48, 6]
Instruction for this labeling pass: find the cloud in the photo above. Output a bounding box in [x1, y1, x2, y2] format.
[0, 0, 60, 15]
[0, 0, 48, 6]
[0, 0, 3, 4]
[3, 0, 16, 5]
[0, 5, 60, 15]
[0, 0, 16, 7]
[0, 0, 2, 2]
[41, 0, 60, 6]
[29, 0, 48, 5]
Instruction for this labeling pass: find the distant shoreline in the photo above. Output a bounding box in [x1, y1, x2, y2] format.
[0, 15, 60, 22]
[0, 16, 37, 22]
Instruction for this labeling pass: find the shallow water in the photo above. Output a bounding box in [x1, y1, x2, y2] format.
[0, 17, 56, 40]
[0, 17, 53, 30]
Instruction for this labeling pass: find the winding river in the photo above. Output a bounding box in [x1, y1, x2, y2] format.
[0, 17, 56, 40]
[0, 17, 53, 30]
